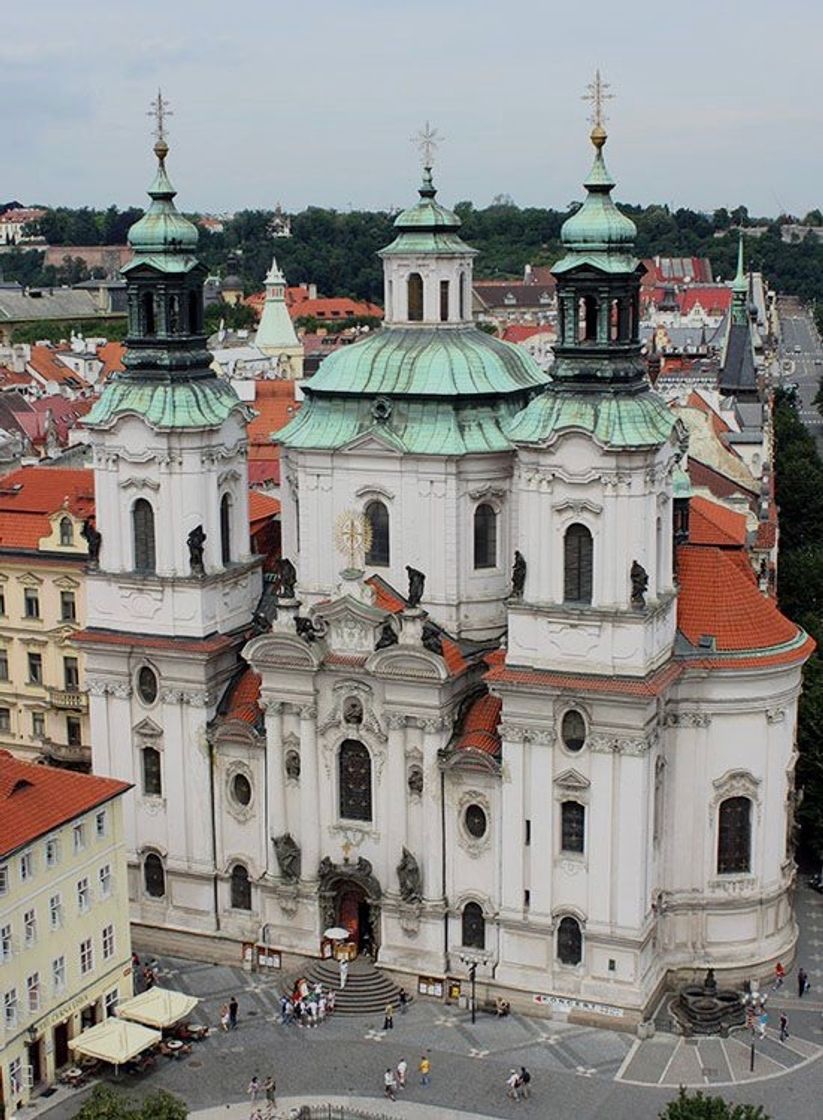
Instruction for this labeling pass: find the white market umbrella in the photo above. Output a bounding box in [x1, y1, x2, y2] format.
[324, 927, 350, 941]
[69, 1019, 160, 1067]
[116, 987, 199, 1029]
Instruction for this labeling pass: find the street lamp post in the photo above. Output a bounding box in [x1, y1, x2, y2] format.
[459, 954, 490, 1024]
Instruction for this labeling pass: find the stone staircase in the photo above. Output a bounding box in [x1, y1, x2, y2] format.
[283, 955, 410, 1016]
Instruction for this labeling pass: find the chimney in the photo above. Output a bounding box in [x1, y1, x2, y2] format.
[308, 283, 317, 300]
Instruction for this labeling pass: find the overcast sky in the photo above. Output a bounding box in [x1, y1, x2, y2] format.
[4, 0, 819, 218]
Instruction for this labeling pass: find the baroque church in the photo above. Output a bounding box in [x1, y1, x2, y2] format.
[78, 116, 812, 1025]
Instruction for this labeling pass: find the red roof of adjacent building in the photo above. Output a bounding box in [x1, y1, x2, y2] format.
[247, 382, 300, 483]
[0, 466, 94, 550]
[27, 345, 89, 390]
[96, 341, 125, 380]
[289, 297, 383, 322]
[248, 491, 281, 530]
[224, 668, 262, 726]
[689, 496, 747, 548]
[454, 693, 502, 755]
[678, 287, 733, 316]
[0, 208, 46, 226]
[0, 366, 33, 390]
[485, 659, 682, 697]
[500, 324, 553, 344]
[0, 750, 129, 857]
[688, 458, 759, 508]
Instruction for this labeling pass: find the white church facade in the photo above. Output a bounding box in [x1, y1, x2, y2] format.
[79, 122, 811, 1027]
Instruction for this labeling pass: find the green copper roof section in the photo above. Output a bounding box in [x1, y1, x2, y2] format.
[278, 395, 522, 455]
[553, 128, 639, 275]
[380, 167, 476, 258]
[732, 233, 746, 292]
[507, 386, 675, 449]
[85, 375, 247, 431]
[304, 325, 547, 398]
[672, 465, 692, 499]
[123, 139, 200, 274]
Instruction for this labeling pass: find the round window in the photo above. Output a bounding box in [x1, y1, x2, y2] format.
[232, 773, 252, 807]
[562, 710, 586, 752]
[137, 666, 158, 705]
[464, 803, 487, 839]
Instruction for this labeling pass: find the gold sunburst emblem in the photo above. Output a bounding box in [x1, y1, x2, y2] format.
[334, 510, 372, 570]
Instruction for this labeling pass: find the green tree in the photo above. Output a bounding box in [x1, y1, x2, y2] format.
[73, 1085, 130, 1120]
[138, 1090, 189, 1120]
[659, 1087, 768, 1120]
[203, 301, 257, 335]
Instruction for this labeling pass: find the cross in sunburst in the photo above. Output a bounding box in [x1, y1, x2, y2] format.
[582, 70, 613, 130]
[148, 89, 173, 142]
[411, 121, 443, 168]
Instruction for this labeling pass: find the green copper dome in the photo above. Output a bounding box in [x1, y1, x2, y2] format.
[85, 377, 248, 431]
[380, 168, 474, 257]
[554, 129, 638, 274]
[125, 139, 199, 271]
[507, 386, 675, 449]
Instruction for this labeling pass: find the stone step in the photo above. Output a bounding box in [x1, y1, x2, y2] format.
[281, 956, 411, 1016]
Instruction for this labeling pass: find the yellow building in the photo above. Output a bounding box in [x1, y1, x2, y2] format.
[0, 467, 95, 770]
[0, 751, 132, 1110]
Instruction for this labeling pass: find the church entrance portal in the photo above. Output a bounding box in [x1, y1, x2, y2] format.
[318, 855, 382, 958]
[337, 885, 374, 953]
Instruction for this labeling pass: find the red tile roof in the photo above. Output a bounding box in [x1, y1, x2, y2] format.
[289, 297, 383, 321]
[224, 668, 262, 725]
[678, 286, 732, 316]
[248, 461, 280, 487]
[500, 325, 553, 344]
[96, 341, 125, 380]
[27, 345, 90, 390]
[688, 458, 758, 508]
[454, 693, 502, 755]
[74, 629, 241, 655]
[366, 575, 406, 613]
[676, 544, 799, 652]
[247, 380, 301, 474]
[689, 496, 747, 548]
[248, 491, 281, 530]
[0, 750, 130, 858]
[486, 659, 682, 697]
[686, 391, 731, 436]
[0, 208, 46, 226]
[0, 466, 94, 550]
[0, 366, 33, 389]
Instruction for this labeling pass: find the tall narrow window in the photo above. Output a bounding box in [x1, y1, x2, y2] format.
[407, 272, 424, 321]
[439, 279, 450, 322]
[461, 902, 485, 949]
[365, 501, 389, 567]
[220, 493, 232, 565]
[167, 293, 180, 334]
[583, 294, 597, 341]
[142, 291, 156, 336]
[59, 517, 74, 546]
[231, 864, 252, 910]
[717, 796, 752, 874]
[564, 523, 593, 604]
[473, 504, 497, 569]
[133, 499, 156, 573]
[188, 290, 200, 334]
[459, 273, 467, 319]
[64, 656, 79, 690]
[144, 853, 165, 898]
[338, 739, 372, 822]
[142, 747, 162, 797]
[557, 915, 582, 965]
[561, 801, 585, 853]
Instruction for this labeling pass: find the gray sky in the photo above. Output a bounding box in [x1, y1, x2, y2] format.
[4, 0, 819, 217]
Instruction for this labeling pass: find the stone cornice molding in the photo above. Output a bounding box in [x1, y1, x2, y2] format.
[664, 710, 711, 728]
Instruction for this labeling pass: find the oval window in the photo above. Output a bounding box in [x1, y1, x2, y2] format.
[465, 803, 487, 839]
[232, 773, 252, 807]
[562, 710, 586, 752]
[137, 666, 158, 705]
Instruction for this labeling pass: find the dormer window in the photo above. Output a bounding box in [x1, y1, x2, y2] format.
[504, 293, 516, 305]
[59, 517, 73, 546]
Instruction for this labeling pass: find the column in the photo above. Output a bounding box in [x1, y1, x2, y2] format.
[385, 714, 408, 886]
[499, 723, 526, 916]
[265, 700, 286, 855]
[421, 719, 444, 902]
[298, 704, 319, 880]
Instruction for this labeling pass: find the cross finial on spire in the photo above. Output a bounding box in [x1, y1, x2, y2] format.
[582, 70, 614, 131]
[411, 121, 443, 169]
[148, 89, 173, 144]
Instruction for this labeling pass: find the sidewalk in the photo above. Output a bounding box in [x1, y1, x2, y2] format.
[192, 1097, 496, 1120]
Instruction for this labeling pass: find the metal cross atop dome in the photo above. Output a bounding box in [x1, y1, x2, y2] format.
[148, 89, 173, 142]
[411, 121, 443, 168]
[582, 70, 613, 131]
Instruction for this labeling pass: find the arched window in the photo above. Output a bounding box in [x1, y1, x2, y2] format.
[459, 273, 467, 320]
[132, 499, 156, 574]
[564, 523, 593, 604]
[365, 501, 389, 567]
[142, 747, 162, 796]
[338, 739, 372, 822]
[473, 504, 497, 570]
[167, 294, 180, 334]
[440, 279, 450, 322]
[230, 864, 252, 910]
[561, 801, 585, 853]
[220, 493, 232, 565]
[59, 517, 73, 546]
[188, 290, 200, 334]
[557, 916, 582, 965]
[461, 901, 485, 949]
[142, 291, 156, 336]
[717, 796, 752, 874]
[561, 710, 586, 752]
[144, 853, 165, 898]
[407, 272, 424, 321]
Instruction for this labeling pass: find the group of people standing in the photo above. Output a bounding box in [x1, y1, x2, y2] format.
[279, 977, 336, 1027]
[383, 1055, 430, 1100]
[247, 1074, 277, 1118]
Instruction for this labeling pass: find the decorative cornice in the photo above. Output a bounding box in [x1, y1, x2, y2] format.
[664, 710, 711, 728]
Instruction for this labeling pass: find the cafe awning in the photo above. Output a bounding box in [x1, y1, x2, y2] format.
[69, 1019, 161, 1066]
[116, 987, 199, 1029]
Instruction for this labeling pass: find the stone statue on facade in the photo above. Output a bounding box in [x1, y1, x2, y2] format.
[421, 620, 443, 656]
[375, 618, 398, 649]
[273, 832, 301, 882]
[187, 524, 206, 575]
[397, 847, 423, 903]
[406, 565, 425, 608]
[81, 518, 102, 567]
[630, 560, 648, 608]
[511, 550, 527, 598]
[273, 556, 297, 599]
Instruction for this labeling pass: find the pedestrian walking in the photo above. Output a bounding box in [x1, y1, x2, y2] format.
[384, 1068, 397, 1101]
[220, 1003, 230, 1032]
[229, 995, 239, 1029]
[758, 1010, 768, 1039]
[339, 958, 348, 990]
[399, 987, 408, 1014]
[419, 1054, 431, 1085]
[247, 1075, 261, 1102]
[396, 1057, 407, 1089]
[383, 1002, 394, 1030]
[264, 1075, 276, 1110]
[519, 1066, 531, 1099]
[798, 967, 809, 998]
[779, 1011, 789, 1042]
[773, 961, 785, 990]
[506, 1070, 520, 1101]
